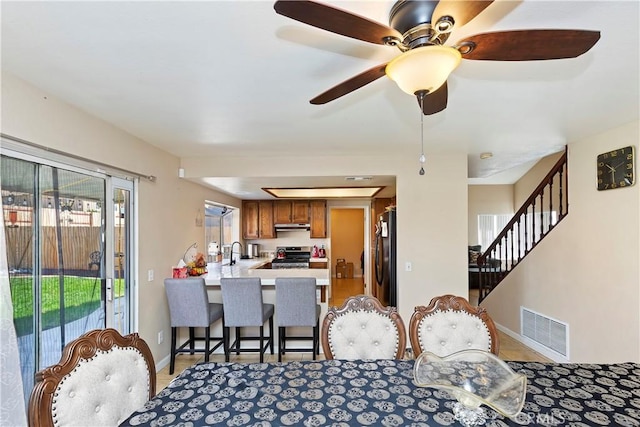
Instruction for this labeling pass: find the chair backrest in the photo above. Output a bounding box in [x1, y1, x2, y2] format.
[321, 294, 406, 360]
[220, 277, 264, 326]
[275, 277, 317, 327]
[409, 294, 499, 357]
[28, 328, 155, 427]
[164, 277, 211, 327]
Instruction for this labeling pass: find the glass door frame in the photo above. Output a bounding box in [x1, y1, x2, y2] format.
[107, 177, 136, 333]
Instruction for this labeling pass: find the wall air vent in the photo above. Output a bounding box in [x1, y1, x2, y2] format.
[521, 307, 569, 358]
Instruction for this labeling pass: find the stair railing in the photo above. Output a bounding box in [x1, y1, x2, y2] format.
[478, 149, 569, 302]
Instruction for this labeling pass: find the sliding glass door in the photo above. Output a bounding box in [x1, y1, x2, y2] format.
[1, 153, 135, 404]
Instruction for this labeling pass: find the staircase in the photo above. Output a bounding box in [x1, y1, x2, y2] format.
[477, 149, 569, 302]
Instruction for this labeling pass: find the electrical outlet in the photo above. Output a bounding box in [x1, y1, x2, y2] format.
[405, 262, 412, 272]
[158, 330, 164, 344]
[147, 269, 154, 282]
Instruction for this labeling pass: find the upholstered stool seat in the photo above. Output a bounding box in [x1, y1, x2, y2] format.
[220, 277, 274, 362]
[275, 277, 320, 361]
[164, 277, 226, 374]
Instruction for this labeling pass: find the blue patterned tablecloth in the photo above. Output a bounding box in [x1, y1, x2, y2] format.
[121, 359, 640, 426]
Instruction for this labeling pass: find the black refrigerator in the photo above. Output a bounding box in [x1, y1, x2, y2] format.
[374, 207, 397, 307]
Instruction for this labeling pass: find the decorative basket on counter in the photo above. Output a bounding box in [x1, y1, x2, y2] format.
[183, 243, 208, 276]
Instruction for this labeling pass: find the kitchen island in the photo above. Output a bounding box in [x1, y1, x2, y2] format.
[204, 257, 329, 286]
[201, 258, 331, 353]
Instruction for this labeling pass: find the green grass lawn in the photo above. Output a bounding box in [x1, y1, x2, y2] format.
[10, 276, 124, 336]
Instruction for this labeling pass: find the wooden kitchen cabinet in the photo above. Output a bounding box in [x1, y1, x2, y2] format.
[242, 201, 259, 239]
[258, 201, 275, 238]
[242, 200, 275, 239]
[309, 200, 327, 238]
[274, 200, 309, 224]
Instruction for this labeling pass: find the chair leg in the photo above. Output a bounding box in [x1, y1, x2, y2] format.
[222, 320, 228, 357]
[170, 327, 177, 375]
[315, 318, 320, 356]
[224, 326, 230, 362]
[259, 325, 264, 363]
[313, 324, 318, 360]
[189, 327, 195, 354]
[269, 315, 274, 354]
[204, 326, 211, 363]
[235, 327, 241, 355]
[278, 326, 285, 362]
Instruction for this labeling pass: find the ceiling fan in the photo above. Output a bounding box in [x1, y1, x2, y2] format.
[274, 0, 600, 115]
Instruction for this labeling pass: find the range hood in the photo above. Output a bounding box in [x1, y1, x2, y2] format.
[275, 223, 310, 231]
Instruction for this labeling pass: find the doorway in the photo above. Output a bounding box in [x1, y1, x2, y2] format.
[329, 208, 366, 306]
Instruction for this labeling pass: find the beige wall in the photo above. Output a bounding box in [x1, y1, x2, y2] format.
[482, 121, 640, 363]
[1, 72, 241, 363]
[182, 150, 470, 324]
[467, 185, 514, 246]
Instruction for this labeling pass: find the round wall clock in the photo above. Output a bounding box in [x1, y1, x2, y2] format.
[597, 146, 635, 191]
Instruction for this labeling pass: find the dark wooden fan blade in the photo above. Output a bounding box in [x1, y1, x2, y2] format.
[432, 0, 494, 28]
[310, 64, 388, 104]
[274, 0, 402, 45]
[416, 82, 448, 115]
[457, 30, 601, 61]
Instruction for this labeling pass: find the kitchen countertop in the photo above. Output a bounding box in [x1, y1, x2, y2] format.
[203, 258, 329, 286]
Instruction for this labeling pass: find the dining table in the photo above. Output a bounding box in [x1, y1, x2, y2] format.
[120, 358, 640, 426]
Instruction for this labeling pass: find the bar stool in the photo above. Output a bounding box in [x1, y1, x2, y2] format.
[164, 277, 226, 374]
[275, 277, 320, 361]
[220, 277, 274, 362]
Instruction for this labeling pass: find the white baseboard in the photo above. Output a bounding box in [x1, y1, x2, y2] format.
[495, 323, 569, 363]
[155, 354, 170, 372]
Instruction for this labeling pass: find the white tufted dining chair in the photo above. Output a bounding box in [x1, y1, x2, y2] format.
[409, 294, 499, 358]
[321, 294, 406, 360]
[28, 328, 155, 427]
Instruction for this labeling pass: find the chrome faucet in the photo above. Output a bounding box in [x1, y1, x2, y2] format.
[230, 241, 243, 265]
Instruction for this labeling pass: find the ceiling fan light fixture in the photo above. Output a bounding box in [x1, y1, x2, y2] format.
[386, 45, 461, 95]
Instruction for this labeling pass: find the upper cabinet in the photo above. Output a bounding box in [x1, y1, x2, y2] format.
[243, 199, 326, 239]
[242, 200, 275, 239]
[274, 200, 309, 224]
[309, 200, 327, 238]
[258, 201, 276, 239]
[242, 201, 259, 239]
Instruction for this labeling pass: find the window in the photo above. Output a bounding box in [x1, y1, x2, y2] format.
[477, 214, 512, 253]
[204, 203, 233, 261]
[478, 211, 558, 259]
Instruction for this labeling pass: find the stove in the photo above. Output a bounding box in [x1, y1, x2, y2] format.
[271, 246, 311, 269]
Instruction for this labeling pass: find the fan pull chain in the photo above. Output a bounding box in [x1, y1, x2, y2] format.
[419, 92, 426, 175]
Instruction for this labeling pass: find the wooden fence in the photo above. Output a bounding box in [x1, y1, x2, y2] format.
[4, 226, 102, 271]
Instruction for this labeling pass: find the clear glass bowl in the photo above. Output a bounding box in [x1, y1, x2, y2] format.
[413, 349, 527, 426]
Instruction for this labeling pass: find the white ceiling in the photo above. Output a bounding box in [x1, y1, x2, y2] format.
[2, 1, 638, 199]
